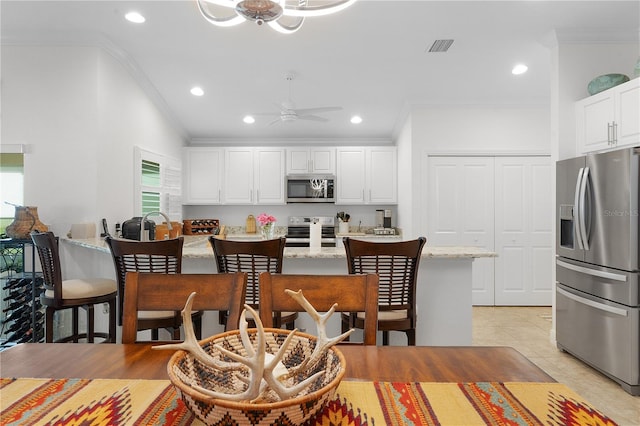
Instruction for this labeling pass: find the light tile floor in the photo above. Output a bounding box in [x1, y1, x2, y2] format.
[472, 306, 640, 426]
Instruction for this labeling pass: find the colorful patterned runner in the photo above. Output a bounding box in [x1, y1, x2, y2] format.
[0, 378, 616, 425]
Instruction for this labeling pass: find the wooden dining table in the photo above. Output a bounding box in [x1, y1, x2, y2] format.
[3, 343, 621, 426]
[0, 343, 553, 382]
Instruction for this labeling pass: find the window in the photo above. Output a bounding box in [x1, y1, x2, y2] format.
[0, 153, 24, 235]
[134, 147, 182, 220]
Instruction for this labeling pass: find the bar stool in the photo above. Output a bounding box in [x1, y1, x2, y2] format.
[105, 236, 202, 340]
[341, 236, 426, 345]
[30, 231, 117, 343]
[209, 236, 297, 329]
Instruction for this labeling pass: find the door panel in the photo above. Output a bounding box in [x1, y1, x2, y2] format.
[427, 156, 495, 305]
[495, 157, 552, 305]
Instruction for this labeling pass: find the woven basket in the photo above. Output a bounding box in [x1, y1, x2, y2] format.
[167, 328, 346, 425]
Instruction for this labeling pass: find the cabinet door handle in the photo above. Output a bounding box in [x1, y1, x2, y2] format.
[613, 122, 618, 144]
[607, 122, 613, 145]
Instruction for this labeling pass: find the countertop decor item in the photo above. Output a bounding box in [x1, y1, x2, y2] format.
[159, 290, 348, 425]
[257, 213, 276, 240]
[587, 73, 630, 95]
[245, 215, 256, 234]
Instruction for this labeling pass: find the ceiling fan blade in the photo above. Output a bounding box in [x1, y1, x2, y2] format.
[294, 106, 342, 115]
[268, 118, 282, 126]
[251, 112, 281, 116]
[298, 115, 329, 122]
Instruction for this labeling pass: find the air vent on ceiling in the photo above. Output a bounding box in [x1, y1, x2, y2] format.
[427, 39, 454, 53]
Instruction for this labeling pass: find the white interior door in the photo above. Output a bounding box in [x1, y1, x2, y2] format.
[426, 156, 495, 305]
[494, 157, 552, 305]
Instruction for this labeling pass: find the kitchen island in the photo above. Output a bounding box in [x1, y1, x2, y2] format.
[62, 236, 496, 346]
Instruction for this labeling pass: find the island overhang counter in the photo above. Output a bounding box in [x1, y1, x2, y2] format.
[62, 237, 496, 346]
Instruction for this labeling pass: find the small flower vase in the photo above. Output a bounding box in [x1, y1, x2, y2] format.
[338, 220, 350, 234]
[261, 223, 275, 240]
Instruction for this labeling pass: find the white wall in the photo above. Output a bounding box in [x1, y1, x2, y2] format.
[401, 105, 551, 239]
[1, 45, 186, 237]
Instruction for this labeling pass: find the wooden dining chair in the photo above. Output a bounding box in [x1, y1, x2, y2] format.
[341, 237, 426, 345]
[105, 236, 202, 340]
[30, 231, 117, 343]
[208, 236, 297, 329]
[258, 272, 379, 345]
[122, 272, 247, 343]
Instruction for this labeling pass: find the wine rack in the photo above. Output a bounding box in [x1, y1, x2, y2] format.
[1, 239, 44, 347]
[183, 219, 219, 235]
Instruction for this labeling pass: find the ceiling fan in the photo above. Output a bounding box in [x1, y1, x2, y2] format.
[252, 75, 342, 125]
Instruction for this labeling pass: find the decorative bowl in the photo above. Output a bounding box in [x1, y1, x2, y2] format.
[167, 328, 346, 425]
[587, 73, 630, 95]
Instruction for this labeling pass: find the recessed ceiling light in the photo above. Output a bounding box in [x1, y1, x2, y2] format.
[190, 87, 204, 96]
[512, 64, 528, 75]
[243, 115, 255, 124]
[350, 115, 363, 124]
[125, 12, 146, 24]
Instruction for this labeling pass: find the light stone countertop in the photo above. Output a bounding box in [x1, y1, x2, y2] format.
[62, 236, 497, 259]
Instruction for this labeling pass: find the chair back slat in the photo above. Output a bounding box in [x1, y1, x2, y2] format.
[122, 271, 247, 343]
[30, 232, 62, 301]
[259, 272, 379, 345]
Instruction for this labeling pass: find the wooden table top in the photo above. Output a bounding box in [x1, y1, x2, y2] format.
[0, 343, 554, 383]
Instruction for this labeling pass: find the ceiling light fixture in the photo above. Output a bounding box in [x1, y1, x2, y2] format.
[243, 115, 256, 124]
[197, 0, 357, 34]
[125, 12, 146, 23]
[512, 64, 528, 75]
[190, 87, 205, 96]
[350, 115, 362, 124]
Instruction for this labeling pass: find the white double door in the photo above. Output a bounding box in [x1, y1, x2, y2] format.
[425, 155, 552, 306]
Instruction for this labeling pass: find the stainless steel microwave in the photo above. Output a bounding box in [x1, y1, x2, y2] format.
[286, 175, 335, 203]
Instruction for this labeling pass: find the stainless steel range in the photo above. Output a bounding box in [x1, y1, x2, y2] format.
[285, 216, 336, 247]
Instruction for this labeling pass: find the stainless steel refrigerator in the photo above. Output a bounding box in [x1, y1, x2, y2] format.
[556, 146, 639, 395]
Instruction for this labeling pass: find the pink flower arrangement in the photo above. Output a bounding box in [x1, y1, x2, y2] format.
[256, 213, 276, 226]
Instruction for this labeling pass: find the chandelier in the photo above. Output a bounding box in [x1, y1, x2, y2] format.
[196, 0, 357, 34]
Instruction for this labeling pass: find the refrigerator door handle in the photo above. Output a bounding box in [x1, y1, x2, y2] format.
[573, 167, 585, 250]
[556, 259, 628, 282]
[578, 166, 591, 251]
[557, 287, 628, 317]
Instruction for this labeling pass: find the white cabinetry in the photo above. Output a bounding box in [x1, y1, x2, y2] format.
[255, 148, 286, 204]
[367, 147, 397, 204]
[576, 78, 640, 153]
[286, 147, 335, 174]
[224, 147, 285, 205]
[182, 147, 223, 204]
[336, 146, 397, 205]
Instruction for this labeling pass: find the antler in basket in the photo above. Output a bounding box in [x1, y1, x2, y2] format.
[155, 289, 351, 403]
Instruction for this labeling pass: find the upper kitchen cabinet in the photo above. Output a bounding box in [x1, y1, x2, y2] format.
[336, 146, 397, 205]
[286, 147, 335, 174]
[182, 147, 223, 204]
[224, 147, 286, 205]
[576, 78, 639, 153]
